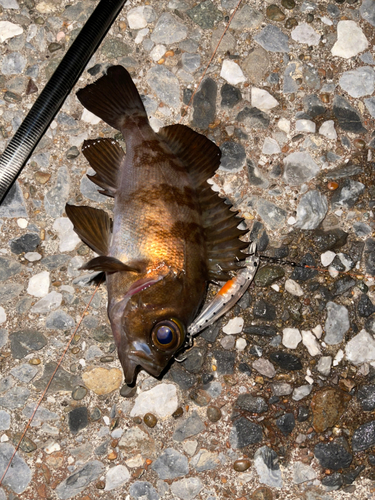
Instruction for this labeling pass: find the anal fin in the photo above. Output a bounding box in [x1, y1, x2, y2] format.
[65, 204, 111, 256]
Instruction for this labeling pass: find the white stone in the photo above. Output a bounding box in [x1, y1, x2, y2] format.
[291, 23, 320, 46]
[150, 44, 166, 62]
[27, 271, 50, 298]
[0, 21, 22, 43]
[301, 330, 321, 356]
[345, 329, 375, 365]
[134, 28, 149, 44]
[296, 119, 316, 133]
[236, 338, 247, 351]
[130, 383, 178, 418]
[312, 324, 323, 339]
[277, 117, 290, 134]
[17, 218, 27, 228]
[125, 454, 144, 468]
[52, 217, 81, 252]
[262, 137, 281, 155]
[30, 291, 62, 314]
[0, 307, 6, 324]
[44, 442, 60, 454]
[339, 66, 375, 98]
[317, 356, 332, 376]
[220, 60, 246, 85]
[127, 6, 156, 29]
[288, 216, 296, 225]
[333, 349, 344, 366]
[331, 20, 368, 59]
[319, 120, 337, 140]
[182, 440, 198, 456]
[104, 465, 130, 491]
[292, 385, 313, 401]
[285, 279, 304, 297]
[35, 2, 57, 13]
[251, 88, 278, 111]
[282, 328, 302, 349]
[320, 16, 333, 26]
[223, 317, 244, 334]
[321, 250, 336, 267]
[25, 252, 42, 262]
[81, 108, 101, 125]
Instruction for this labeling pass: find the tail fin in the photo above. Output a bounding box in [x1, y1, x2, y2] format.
[76, 66, 147, 130]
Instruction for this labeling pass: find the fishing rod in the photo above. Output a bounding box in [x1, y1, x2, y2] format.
[0, 0, 128, 205]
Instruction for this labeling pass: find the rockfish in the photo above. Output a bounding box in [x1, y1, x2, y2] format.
[66, 66, 247, 384]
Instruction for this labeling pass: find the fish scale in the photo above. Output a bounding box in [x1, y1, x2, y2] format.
[66, 65, 247, 384]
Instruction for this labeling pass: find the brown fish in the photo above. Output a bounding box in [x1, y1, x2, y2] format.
[66, 66, 247, 384]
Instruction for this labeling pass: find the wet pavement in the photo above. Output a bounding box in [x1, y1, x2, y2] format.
[1, 0, 375, 498]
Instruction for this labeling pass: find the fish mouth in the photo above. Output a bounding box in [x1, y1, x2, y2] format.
[123, 341, 165, 384]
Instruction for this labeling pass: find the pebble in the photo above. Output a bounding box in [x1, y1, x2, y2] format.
[301, 330, 321, 356]
[262, 137, 281, 155]
[1, 52, 27, 75]
[251, 88, 279, 111]
[52, 217, 80, 252]
[223, 317, 243, 334]
[284, 279, 303, 297]
[45, 310, 75, 330]
[339, 67, 375, 98]
[81, 368, 122, 395]
[186, 1, 223, 30]
[231, 5, 263, 31]
[292, 385, 312, 401]
[255, 25, 289, 52]
[324, 301, 350, 345]
[190, 449, 221, 472]
[352, 420, 375, 452]
[254, 446, 283, 488]
[345, 329, 375, 365]
[173, 411, 205, 442]
[291, 23, 320, 45]
[357, 385, 375, 411]
[0, 21, 23, 43]
[10, 364, 38, 383]
[0, 443, 32, 493]
[230, 417, 263, 448]
[314, 442, 352, 471]
[191, 77, 217, 130]
[235, 394, 268, 414]
[127, 6, 156, 29]
[256, 199, 286, 230]
[311, 388, 350, 432]
[0, 411, 10, 431]
[27, 270, 50, 298]
[296, 119, 315, 133]
[220, 60, 246, 86]
[104, 464, 130, 491]
[331, 179, 365, 208]
[147, 65, 180, 108]
[69, 406, 88, 434]
[171, 477, 203, 500]
[283, 152, 319, 185]
[319, 120, 337, 140]
[243, 47, 270, 83]
[234, 459, 251, 472]
[333, 95, 366, 134]
[30, 291, 62, 313]
[55, 461, 104, 499]
[270, 351, 302, 371]
[276, 412, 295, 435]
[252, 358, 276, 378]
[129, 481, 159, 500]
[293, 461, 317, 484]
[207, 406, 221, 423]
[10, 232, 40, 254]
[212, 350, 235, 374]
[331, 21, 368, 58]
[271, 383, 293, 396]
[282, 328, 302, 349]
[151, 448, 189, 479]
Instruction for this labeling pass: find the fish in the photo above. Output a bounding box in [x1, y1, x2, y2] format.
[65, 65, 248, 384]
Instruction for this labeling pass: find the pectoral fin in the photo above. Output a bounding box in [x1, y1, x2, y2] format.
[81, 256, 141, 273]
[65, 204, 111, 256]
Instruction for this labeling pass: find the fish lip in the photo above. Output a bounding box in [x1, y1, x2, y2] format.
[127, 350, 164, 378]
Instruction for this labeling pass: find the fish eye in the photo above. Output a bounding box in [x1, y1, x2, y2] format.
[151, 319, 183, 351]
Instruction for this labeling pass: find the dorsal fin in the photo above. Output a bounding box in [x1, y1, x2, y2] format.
[158, 124, 248, 281]
[65, 204, 111, 256]
[82, 138, 124, 197]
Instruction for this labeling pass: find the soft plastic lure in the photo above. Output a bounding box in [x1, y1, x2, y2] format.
[187, 242, 259, 340]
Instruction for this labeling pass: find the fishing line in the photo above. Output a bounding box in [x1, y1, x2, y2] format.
[0, 279, 103, 488]
[179, 0, 243, 123]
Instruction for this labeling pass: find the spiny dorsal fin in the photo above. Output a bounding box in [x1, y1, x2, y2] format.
[65, 204, 111, 256]
[159, 123, 248, 281]
[82, 138, 124, 197]
[158, 124, 221, 188]
[77, 66, 147, 131]
[81, 256, 141, 273]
